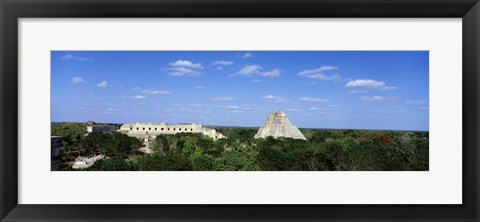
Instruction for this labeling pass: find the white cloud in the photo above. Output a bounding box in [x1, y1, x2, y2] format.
[169, 60, 203, 69]
[232, 65, 262, 76]
[298, 97, 329, 103]
[225, 105, 258, 112]
[71, 77, 85, 84]
[100, 108, 116, 115]
[287, 108, 301, 112]
[239, 53, 253, 58]
[378, 86, 398, 91]
[231, 65, 280, 78]
[130, 87, 141, 91]
[61, 54, 91, 61]
[297, 66, 341, 81]
[211, 60, 234, 66]
[359, 96, 392, 102]
[299, 66, 338, 75]
[141, 90, 172, 96]
[129, 95, 147, 100]
[261, 95, 287, 103]
[96, 81, 109, 87]
[405, 100, 426, 105]
[212, 97, 237, 102]
[87, 93, 104, 101]
[259, 69, 281, 78]
[167, 59, 203, 76]
[348, 90, 368, 94]
[189, 104, 203, 107]
[132, 87, 172, 96]
[345, 79, 397, 91]
[309, 107, 319, 111]
[225, 105, 240, 109]
[168, 67, 202, 77]
[195, 86, 206, 90]
[347, 79, 383, 88]
[306, 73, 341, 80]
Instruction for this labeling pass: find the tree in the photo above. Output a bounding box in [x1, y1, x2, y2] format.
[89, 157, 134, 171]
[214, 144, 259, 171]
[192, 155, 215, 171]
[133, 153, 192, 171]
[78, 132, 142, 158]
[150, 135, 168, 153]
[51, 122, 88, 145]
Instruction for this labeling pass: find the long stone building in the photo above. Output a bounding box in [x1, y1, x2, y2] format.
[86, 125, 117, 133]
[119, 122, 226, 142]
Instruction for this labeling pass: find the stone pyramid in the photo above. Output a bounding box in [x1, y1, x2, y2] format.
[254, 111, 307, 140]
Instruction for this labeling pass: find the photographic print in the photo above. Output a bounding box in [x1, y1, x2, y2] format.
[51, 51, 429, 171]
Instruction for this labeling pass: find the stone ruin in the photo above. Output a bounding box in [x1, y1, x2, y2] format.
[254, 111, 307, 140]
[119, 122, 226, 142]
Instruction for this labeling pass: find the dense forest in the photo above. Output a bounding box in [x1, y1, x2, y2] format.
[52, 122, 429, 171]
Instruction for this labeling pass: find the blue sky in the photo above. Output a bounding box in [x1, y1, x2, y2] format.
[51, 51, 429, 131]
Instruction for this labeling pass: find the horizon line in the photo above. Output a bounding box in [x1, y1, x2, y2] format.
[51, 121, 429, 132]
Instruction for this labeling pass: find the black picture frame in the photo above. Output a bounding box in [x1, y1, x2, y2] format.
[1, 0, 479, 221]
